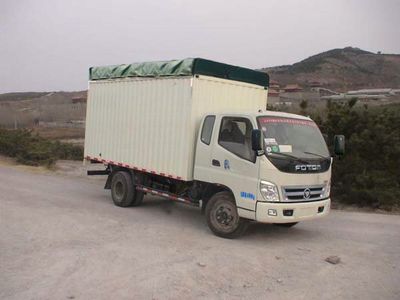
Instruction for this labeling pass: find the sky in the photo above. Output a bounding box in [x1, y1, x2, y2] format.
[1, 0, 399, 93]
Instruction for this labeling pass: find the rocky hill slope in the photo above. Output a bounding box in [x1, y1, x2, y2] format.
[262, 47, 400, 91]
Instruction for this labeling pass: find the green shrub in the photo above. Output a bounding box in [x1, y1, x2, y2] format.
[312, 101, 400, 211]
[0, 128, 83, 166]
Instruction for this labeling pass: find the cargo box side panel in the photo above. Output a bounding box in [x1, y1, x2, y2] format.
[84, 77, 194, 180]
[192, 76, 267, 116]
[188, 75, 267, 172]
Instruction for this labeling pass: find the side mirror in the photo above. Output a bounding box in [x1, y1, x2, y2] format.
[333, 135, 345, 156]
[251, 129, 264, 154]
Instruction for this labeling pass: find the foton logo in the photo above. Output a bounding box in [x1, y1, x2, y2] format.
[295, 165, 322, 171]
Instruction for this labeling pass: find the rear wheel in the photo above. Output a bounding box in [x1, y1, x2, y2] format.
[131, 172, 144, 206]
[205, 191, 248, 239]
[111, 171, 143, 207]
[274, 222, 298, 228]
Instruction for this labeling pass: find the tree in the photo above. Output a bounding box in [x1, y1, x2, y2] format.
[315, 101, 400, 210]
[299, 100, 308, 115]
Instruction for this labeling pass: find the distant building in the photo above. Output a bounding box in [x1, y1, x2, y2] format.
[283, 84, 303, 92]
[347, 88, 396, 95]
[268, 80, 281, 99]
[309, 81, 322, 88]
[268, 89, 280, 97]
[269, 80, 280, 89]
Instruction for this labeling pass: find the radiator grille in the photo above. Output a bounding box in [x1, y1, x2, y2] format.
[281, 185, 326, 202]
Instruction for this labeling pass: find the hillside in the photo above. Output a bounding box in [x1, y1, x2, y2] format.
[262, 47, 400, 91]
[0, 91, 86, 103]
[0, 91, 87, 128]
[0, 92, 49, 102]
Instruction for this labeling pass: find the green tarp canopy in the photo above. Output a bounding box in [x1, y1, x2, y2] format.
[89, 58, 269, 88]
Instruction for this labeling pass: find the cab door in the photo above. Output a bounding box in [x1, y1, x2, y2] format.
[196, 115, 260, 214]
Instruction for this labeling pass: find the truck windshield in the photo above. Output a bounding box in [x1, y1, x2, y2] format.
[257, 116, 330, 159]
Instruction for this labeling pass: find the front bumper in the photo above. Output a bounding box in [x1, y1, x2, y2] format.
[255, 198, 330, 223]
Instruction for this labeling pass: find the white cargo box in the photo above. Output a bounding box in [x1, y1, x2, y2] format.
[85, 73, 267, 181]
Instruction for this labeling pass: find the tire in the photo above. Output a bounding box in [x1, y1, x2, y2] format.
[274, 222, 298, 228]
[131, 172, 144, 206]
[205, 191, 248, 239]
[111, 171, 135, 207]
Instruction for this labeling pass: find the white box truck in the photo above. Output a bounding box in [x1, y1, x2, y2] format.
[85, 58, 345, 238]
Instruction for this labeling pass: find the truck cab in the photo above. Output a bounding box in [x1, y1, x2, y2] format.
[194, 111, 338, 236]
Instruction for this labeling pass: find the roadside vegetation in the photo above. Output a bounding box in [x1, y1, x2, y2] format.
[272, 100, 400, 211]
[0, 128, 83, 166]
[307, 100, 400, 211]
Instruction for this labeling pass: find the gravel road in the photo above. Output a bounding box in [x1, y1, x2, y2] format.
[0, 163, 399, 300]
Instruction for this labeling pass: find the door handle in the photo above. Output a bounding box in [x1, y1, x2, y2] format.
[212, 159, 220, 167]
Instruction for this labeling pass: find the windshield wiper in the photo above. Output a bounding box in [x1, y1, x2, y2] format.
[267, 152, 309, 164]
[303, 151, 329, 159]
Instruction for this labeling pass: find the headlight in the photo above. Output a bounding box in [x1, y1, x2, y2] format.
[322, 180, 331, 198]
[260, 181, 280, 202]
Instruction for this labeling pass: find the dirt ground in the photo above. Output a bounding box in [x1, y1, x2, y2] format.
[0, 160, 399, 300]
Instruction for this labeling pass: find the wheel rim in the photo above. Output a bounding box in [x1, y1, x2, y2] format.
[114, 181, 124, 199]
[210, 200, 239, 233]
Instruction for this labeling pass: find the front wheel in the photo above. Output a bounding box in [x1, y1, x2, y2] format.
[205, 191, 248, 239]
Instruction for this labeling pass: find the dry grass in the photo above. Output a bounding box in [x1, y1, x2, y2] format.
[32, 127, 85, 140]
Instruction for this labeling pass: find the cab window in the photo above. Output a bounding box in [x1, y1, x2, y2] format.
[218, 117, 255, 162]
